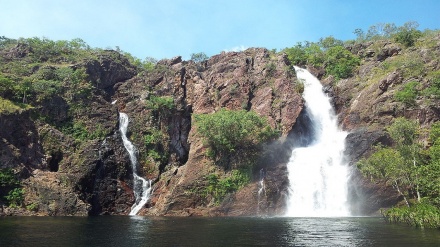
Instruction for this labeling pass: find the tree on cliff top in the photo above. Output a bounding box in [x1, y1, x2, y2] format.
[194, 109, 279, 169]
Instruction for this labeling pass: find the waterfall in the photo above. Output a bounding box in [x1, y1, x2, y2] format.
[257, 168, 266, 215]
[119, 112, 152, 216]
[285, 67, 350, 217]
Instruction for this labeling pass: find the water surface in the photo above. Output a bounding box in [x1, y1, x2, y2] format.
[0, 217, 439, 246]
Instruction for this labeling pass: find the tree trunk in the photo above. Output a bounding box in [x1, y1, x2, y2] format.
[394, 180, 410, 207]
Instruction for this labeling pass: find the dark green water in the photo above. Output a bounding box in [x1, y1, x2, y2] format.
[0, 216, 439, 246]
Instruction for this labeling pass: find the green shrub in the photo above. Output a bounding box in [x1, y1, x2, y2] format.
[394, 28, 422, 48]
[283, 43, 307, 65]
[4, 188, 24, 208]
[0, 168, 19, 188]
[422, 71, 440, 99]
[205, 169, 250, 203]
[190, 52, 208, 63]
[26, 202, 39, 211]
[265, 62, 276, 77]
[325, 46, 360, 79]
[194, 109, 279, 168]
[146, 95, 174, 115]
[395, 81, 419, 106]
[382, 202, 440, 228]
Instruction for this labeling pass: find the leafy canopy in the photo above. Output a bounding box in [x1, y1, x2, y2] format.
[194, 109, 279, 167]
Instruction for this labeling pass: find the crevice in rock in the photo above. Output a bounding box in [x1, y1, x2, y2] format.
[48, 151, 62, 172]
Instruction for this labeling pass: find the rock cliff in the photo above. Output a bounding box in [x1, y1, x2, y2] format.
[1, 33, 439, 216]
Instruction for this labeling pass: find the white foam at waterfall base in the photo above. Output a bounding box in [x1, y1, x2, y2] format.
[119, 112, 152, 216]
[285, 67, 350, 217]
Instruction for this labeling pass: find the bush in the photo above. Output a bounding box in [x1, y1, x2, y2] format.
[394, 28, 422, 48]
[325, 46, 360, 79]
[4, 188, 24, 208]
[0, 169, 23, 208]
[190, 52, 208, 63]
[205, 169, 250, 203]
[395, 81, 419, 106]
[194, 109, 279, 168]
[382, 202, 440, 228]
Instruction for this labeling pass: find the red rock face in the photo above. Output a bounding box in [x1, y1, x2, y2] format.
[113, 48, 304, 216]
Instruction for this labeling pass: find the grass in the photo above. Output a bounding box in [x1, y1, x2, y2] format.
[0, 97, 31, 114]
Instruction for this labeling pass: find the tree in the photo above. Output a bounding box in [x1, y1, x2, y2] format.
[394, 21, 422, 47]
[358, 118, 422, 205]
[386, 118, 422, 202]
[318, 36, 343, 50]
[395, 81, 420, 106]
[353, 28, 365, 42]
[283, 42, 307, 65]
[194, 109, 279, 168]
[358, 145, 410, 206]
[324, 46, 360, 79]
[190, 52, 208, 63]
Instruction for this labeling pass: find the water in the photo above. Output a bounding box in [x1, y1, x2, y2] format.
[286, 67, 349, 217]
[119, 113, 152, 215]
[0, 217, 438, 246]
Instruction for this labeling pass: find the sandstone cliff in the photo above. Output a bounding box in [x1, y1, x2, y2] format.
[1, 33, 439, 216]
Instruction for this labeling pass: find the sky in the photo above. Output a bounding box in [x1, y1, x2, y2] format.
[1, 0, 439, 60]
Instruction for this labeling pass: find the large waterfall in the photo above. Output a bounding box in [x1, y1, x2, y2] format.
[285, 67, 350, 217]
[119, 113, 152, 216]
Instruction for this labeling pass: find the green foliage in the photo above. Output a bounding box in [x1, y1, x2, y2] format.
[358, 118, 422, 206]
[358, 118, 440, 227]
[382, 202, 440, 228]
[143, 128, 168, 163]
[4, 188, 24, 208]
[375, 51, 425, 81]
[422, 71, 440, 99]
[283, 41, 359, 79]
[283, 43, 307, 65]
[429, 122, 440, 144]
[0, 168, 19, 188]
[205, 169, 250, 203]
[32, 79, 62, 102]
[357, 145, 405, 184]
[26, 202, 39, 211]
[194, 109, 279, 168]
[394, 26, 422, 48]
[0, 169, 23, 208]
[353, 21, 421, 44]
[265, 62, 276, 77]
[325, 46, 360, 79]
[394, 81, 420, 106]
[0, 73, 14, 97]
[142, 57, 158, 71]
[146, 95, 174, 113]
[190, 52, 208, 63]
[0, 97, 30, 113]
[60, 121, 106, 141]
[386, 117, 419, 148]
[318, 36, 343, 50]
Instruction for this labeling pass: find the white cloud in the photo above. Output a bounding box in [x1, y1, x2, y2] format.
[223, 45, 248, 53]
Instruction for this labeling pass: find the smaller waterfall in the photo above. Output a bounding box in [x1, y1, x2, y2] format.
[119, 113, 152, 216]
[257, 168, 266, 215]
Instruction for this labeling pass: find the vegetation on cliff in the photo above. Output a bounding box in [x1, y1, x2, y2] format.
[194, 109, 279, 168]
[358, 118, 440, 228]
[194, 109, 279, 202]
[0, 20, 439, 218]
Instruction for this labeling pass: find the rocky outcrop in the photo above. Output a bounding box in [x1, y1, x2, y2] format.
[331, 35, 440, 214]
[3, 34, 439, 217]
[110, 48, 303, 216]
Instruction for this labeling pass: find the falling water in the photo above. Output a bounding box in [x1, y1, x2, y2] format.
[285, 67, 349, 217]
[257, 168, 266, 215]
[119, 113, 152, 216]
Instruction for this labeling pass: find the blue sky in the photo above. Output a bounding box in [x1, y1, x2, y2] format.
[1, 0, 439, 60]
